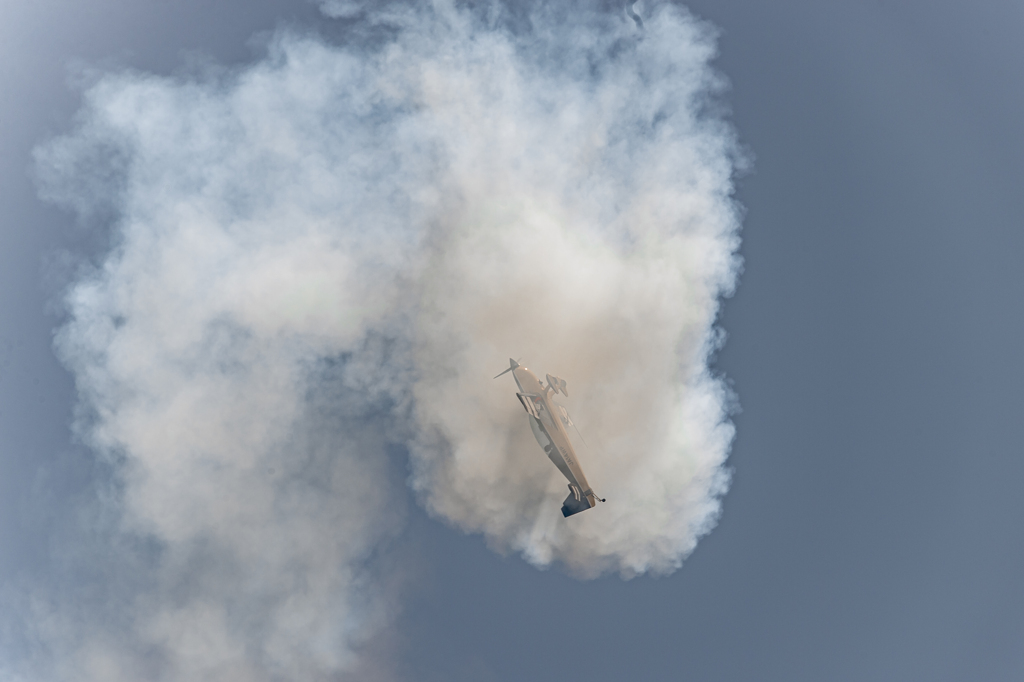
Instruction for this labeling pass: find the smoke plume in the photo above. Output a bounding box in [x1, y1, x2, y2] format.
[19, 0, 742, 678]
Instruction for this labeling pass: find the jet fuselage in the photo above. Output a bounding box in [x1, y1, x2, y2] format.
[507, 362, 599, 515]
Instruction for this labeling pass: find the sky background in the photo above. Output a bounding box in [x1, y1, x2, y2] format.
[2, 1, 1023, 681]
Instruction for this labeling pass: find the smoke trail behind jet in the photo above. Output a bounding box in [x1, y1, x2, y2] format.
[19, 1, 743, 678]
[401, 3, 740, 577]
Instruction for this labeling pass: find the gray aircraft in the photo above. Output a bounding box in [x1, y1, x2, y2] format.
[495, 358, 605, 517]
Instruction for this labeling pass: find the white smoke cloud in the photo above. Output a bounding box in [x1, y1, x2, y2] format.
[402, 3, 740, 577]
[20, 0, 742, 678]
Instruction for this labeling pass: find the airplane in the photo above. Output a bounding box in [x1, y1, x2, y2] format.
[495, 358, 605, 517]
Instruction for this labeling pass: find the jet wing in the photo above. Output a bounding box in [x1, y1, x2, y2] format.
[516, 392, 541, 419]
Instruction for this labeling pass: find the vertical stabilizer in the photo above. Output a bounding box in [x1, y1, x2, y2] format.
[561, 484, 595, 517]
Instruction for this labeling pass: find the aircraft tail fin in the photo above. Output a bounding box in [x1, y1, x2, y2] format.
[561, 484, 597, 517]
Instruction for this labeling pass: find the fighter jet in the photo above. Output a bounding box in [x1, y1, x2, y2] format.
[495, 358, 605, 517]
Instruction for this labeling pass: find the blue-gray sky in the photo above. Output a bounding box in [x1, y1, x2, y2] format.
[2, 1, 1023, 681]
